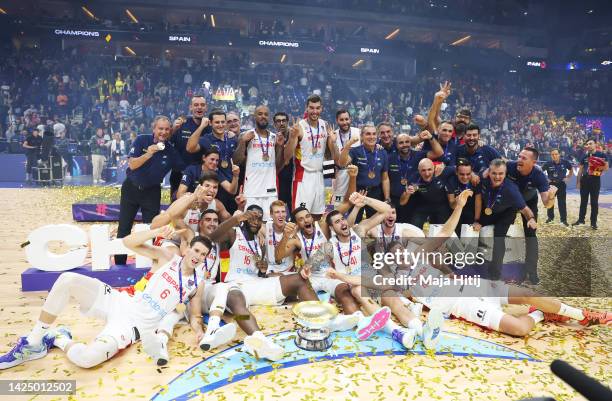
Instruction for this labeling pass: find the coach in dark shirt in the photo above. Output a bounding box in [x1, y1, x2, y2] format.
[456, 124, 501, 174]
[338, 124, 390, 222]
[115, 116, 183, 265]
[23, 128, 42, 181]
[186, 109, 239, 213]
[542, 149, 573, 225]
[446, 159, 481, 237]
[506, 148, 554, 284]
[388, 133, 441, 223]
[400, 158, 450, 229]
[473, 159, 537, 281]
[573, 138, 609, 229]
[422, 121, 459, 167]
[169, 95, 211, 198]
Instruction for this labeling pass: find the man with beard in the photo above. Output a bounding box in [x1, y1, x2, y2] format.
[265, 200, 294, 275]
[423, 121, 459, 167]
[187, 109, 239, 214]
[284, 95, 338, 220]
[332, 109, 361, 206]
[367, 206, 425, 252]
[388, 133, 443, 223]
[169, 96, 210, 197]
[273, 112, 293, 208]
[176, 149, 240, 198]
[542, 149, 572, 225]
[400, 159, 451, 229]
[209, 205, 355, 360]
[115, 116, 183, 265]
[446, 159, 482, 237]
[152, 172, 232, 233]
[473, 159, 537, 281]
[505, 148, 557, 284]
[456, 124, 501, 175]
[337, 125, 391, 222]
[573, 138, 609, 229]
[233, 105, 284, 221]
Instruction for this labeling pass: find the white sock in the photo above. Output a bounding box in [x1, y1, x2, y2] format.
[557, 304, 584, 321]
[528, 310, 544, 325]
[206, 316, 221, 333]
[408, 318, 423, 336]
[352, 311, 365, 323]
[156, 331, 169, 345]
[26, 321, 50, 345]
[384, 319, 401, 334]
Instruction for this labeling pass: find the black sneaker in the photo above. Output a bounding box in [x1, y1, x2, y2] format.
[571, 220, 585, 226]
[545, 218, 554, 223]
[591, 224, 598, 230]
[561, 221, 569, 227]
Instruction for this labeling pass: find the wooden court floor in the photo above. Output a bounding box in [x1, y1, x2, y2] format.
[0, 188, 609, 401]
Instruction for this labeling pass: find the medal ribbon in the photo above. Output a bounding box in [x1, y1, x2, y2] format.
[178, 258, 198, 306]
[336, 235, 353, 268]
[241, 226, 261, 259]
[256, 131, 270, 159]
[486, 180, 504, 210]
[301, 228, 317, 259]
[380, 224, 396, 251]
[398, 154, 411, 182]
[362, 145, 379, 177]
[338, 128, 350, 148]
[307, 121, 321, 153]
[220, 132, 230, 167]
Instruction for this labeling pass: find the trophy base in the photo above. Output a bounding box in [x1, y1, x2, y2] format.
[294, 327, 333, 351]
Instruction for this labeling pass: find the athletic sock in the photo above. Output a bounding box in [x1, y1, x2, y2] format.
[383, 319, 401, 334]
[528, 310, 544, 325]
[557, 303, 584, 321]
[156, 331, 169, 345]
[352, 310, 365, 323]
[206, 316, 221, 334]
[26, 321, 50, 346]
[408, 318, 423, 336]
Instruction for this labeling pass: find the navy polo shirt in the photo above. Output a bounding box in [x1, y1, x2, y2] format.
[169, 116, 212, 166]
[481, 178, 526, 215]
[542, 159, 572, 182]
[199, 133, 238, 182]
[456, 144, 501, 174]
[388, 149, 428, 197]
[446, 174, 481, 217]
[127, 135, 183, 187]
[349, 145, 389, 189]
[506, 161, 549, 201]
[381, 141, 398, 160]
[181, 165, 229, 193]
[423, 138, 458, 166]
[406, 172, 448, 208]
[579, 151, 608, 176]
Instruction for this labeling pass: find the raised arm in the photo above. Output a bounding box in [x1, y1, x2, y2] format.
[122, 226, 179, 266]
[233, 130, 254, 165]
[283, 120, 301, 167]
[151, 185, 204, 228]
[338, 136, 359, 167]
[427, 81, 451, 134]
[186, 117, 209, 153]
[275, 222, 300, 261]
[128, 144, 160, 171]
[353, 192, 392, 236]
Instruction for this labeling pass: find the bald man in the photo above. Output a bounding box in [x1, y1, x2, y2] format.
[388, 132, 442, 223]
[400, 158, 451, 229]
[233, 105, 284, 221]
[226, 111, 241, 137]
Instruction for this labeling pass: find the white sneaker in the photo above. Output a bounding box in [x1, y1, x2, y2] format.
[392, 328, 417, 349]
[328, 313, 360, 332]
[93, 179, 98, 184]
[422, 308, 444, 351]
[243, 332, 285, 361]
[199, 323, 237, 351]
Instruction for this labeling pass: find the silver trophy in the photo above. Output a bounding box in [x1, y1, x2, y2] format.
[292, 301, 338, 351]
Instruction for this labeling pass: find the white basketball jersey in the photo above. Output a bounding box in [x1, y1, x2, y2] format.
[296, 118, 328, 172]
[296, 222, 328, 263]
[330, 229, 362, 275]
[244, 130, 278, 197]
[265, 221, 293, 274]
[333, 127, 361, 198]
[133, 255, 202, 323]
[225, 226, 263, 282]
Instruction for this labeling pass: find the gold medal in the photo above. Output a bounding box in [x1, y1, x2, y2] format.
[484, 207, 493, 215]
[401, 178, 408, 186]
[368, 171, 376, 179]
[221, 160, 229, 169]
[262, 155, 270, 161]
[176, 303, 187, 313]
[311, 148, 317, 155]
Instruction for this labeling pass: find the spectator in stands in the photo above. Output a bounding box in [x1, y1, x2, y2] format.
[90, 128, 110, 184]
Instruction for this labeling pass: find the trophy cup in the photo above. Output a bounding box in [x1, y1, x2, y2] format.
[292, 301, 338, 351]
[292, 244, 337, 351]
